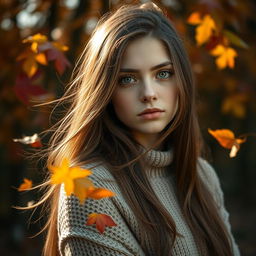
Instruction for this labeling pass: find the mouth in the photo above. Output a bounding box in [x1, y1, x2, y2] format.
[138, 111, 164, 120]
[138, 108, 165, 116]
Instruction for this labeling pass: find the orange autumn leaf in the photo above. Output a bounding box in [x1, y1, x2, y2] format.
[187, 12, 202, 25]
[210, 44, 237, 69]
[87, 187, 115, 200]
[18, 178, 32, 191]
[208, 128, 246, 157]
[86, 213, 117, 234]
[195, 15, 216, 46]
[49, 158, 92, 196]
[74, 182, 115, 204]
[73, 177, 95, 204]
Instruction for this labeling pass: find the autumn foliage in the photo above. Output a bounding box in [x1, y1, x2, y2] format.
[1, 0, 255, 254]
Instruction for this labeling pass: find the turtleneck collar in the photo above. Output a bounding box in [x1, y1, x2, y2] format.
[139, 146, 174, 178]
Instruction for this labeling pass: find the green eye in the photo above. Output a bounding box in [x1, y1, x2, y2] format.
[118, 75, 136, 85]
[157, 70, 173, 79]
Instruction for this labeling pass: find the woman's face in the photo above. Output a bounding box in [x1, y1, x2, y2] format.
[112, 36, 178, 149]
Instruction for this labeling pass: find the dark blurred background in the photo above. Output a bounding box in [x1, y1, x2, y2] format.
[0, 0, 255, 255]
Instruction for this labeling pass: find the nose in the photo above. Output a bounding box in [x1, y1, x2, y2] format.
[140, 78, 157, 103]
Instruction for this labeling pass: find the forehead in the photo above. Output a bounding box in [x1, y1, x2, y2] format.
[120, 36, 171, 69]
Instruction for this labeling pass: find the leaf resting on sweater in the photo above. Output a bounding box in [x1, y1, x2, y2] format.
[86, 213, 117, 234]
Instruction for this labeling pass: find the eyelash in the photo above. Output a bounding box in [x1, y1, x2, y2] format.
[118, 70, 174, 86]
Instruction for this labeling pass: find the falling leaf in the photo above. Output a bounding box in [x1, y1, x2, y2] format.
[86, 213, 117, 234]
[18, 178, 32, 191]
[73, 177, 95, 204]
[13, 133, 42, 147]
[208, 128, 246, 157]
[87, 187, 115, 200]
[221, 93, 248, 118]
[187, 12, 202, 25]
[72, 177, 115, 204]
[195, 14, 216, 46]
[49, 158, 92, 196]
[210, 44, 237, 69]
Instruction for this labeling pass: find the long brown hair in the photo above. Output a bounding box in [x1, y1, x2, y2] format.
[32, 3, 233, 256]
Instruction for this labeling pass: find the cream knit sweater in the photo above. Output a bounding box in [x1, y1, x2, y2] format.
[58, 147, 240, 255]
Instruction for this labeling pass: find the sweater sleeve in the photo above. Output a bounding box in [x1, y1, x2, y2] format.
[57, 164, 145, 256]
[197, 158, 240, 256]
[63, 237, 128, 255]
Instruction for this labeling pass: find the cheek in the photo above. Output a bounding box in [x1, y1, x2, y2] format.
[112, 91, 134, 116]
[164, 88, 179, 112]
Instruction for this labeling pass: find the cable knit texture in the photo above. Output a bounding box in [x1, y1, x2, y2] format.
[58, 147, 240, 255]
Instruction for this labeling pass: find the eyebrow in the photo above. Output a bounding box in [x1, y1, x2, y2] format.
[119, 61, 173, 73]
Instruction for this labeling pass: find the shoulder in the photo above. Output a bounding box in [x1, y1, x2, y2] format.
[197, 157, 220, 188]
[57, 162, 142, 255]
[197, 157, 224, 207]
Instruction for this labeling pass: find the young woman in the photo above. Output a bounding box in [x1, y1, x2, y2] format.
[39, 2, 240, 256]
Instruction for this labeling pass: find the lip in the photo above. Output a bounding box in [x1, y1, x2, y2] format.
[138, 111, 164, 120]
[138, 108, 165, 116]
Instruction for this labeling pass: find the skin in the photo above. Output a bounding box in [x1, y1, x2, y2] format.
[112, 36, 178, 150]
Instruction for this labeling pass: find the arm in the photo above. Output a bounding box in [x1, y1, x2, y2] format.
[63, 237, 129, 256]
[197, 158, 240, 256]
[57, 164, 145, 256]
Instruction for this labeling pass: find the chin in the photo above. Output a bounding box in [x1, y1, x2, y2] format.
[140, 127, 165, 134]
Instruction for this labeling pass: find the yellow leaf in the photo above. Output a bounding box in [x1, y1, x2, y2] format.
[73, 177, 94, 204]
[195, 15, 216, 46]
[49, 158, 92, 196]
[211, 44, 237, 69]
[23, 33, 48, 44]
[18, 178, 32, 191]
[221, 93, 248, 118]
[52, 42, 69, 52]
[35, 53, 47, 65]
[23, 57, 38, 77]
[187, 12, 202, 25]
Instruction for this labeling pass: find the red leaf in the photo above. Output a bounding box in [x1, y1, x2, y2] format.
[38, 42, 71, 75]
[86, 213, 117, 234]
[13, 72, 47, 105]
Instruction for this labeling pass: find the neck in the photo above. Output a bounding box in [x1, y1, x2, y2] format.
[132, 132, 165, 150]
